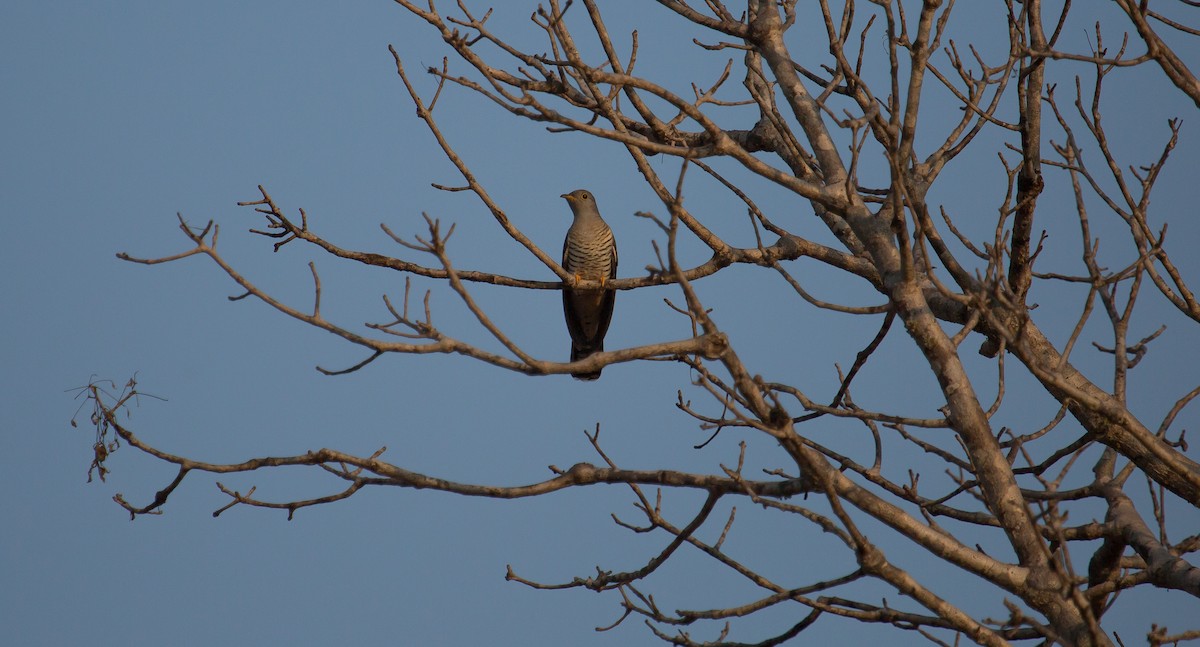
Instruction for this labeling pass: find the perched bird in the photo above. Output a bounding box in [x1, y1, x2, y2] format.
[560, 189, 618, 380]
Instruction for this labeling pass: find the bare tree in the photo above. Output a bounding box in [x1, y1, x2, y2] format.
[78, 2, 1200, 645]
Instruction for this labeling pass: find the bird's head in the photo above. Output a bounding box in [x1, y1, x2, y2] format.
[560, 189, 596, 215]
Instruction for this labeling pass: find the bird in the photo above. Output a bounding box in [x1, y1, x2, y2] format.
[560, 189, 618, 380]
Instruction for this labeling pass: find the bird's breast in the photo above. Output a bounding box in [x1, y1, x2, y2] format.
[565, 225, 615, 280]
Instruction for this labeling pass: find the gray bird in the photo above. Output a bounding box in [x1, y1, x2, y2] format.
[560, 189, 618, 380]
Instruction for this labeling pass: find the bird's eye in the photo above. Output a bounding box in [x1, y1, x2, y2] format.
[583, 192, 591, 200]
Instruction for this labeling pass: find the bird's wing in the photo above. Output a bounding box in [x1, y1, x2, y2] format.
[563, 289, 589, 348]
[592, 233, 616, 347]
[609, 235, 618, 280]
[562, 233, 586, 347]
[592, 284, 616, 351]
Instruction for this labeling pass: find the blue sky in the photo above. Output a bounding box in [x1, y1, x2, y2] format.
[4, 2, 1199, 645]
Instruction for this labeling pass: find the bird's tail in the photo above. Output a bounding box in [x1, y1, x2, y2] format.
[570, 342, 603, 380]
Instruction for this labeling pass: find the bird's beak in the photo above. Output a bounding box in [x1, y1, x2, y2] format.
[560, 193, 575, 202]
